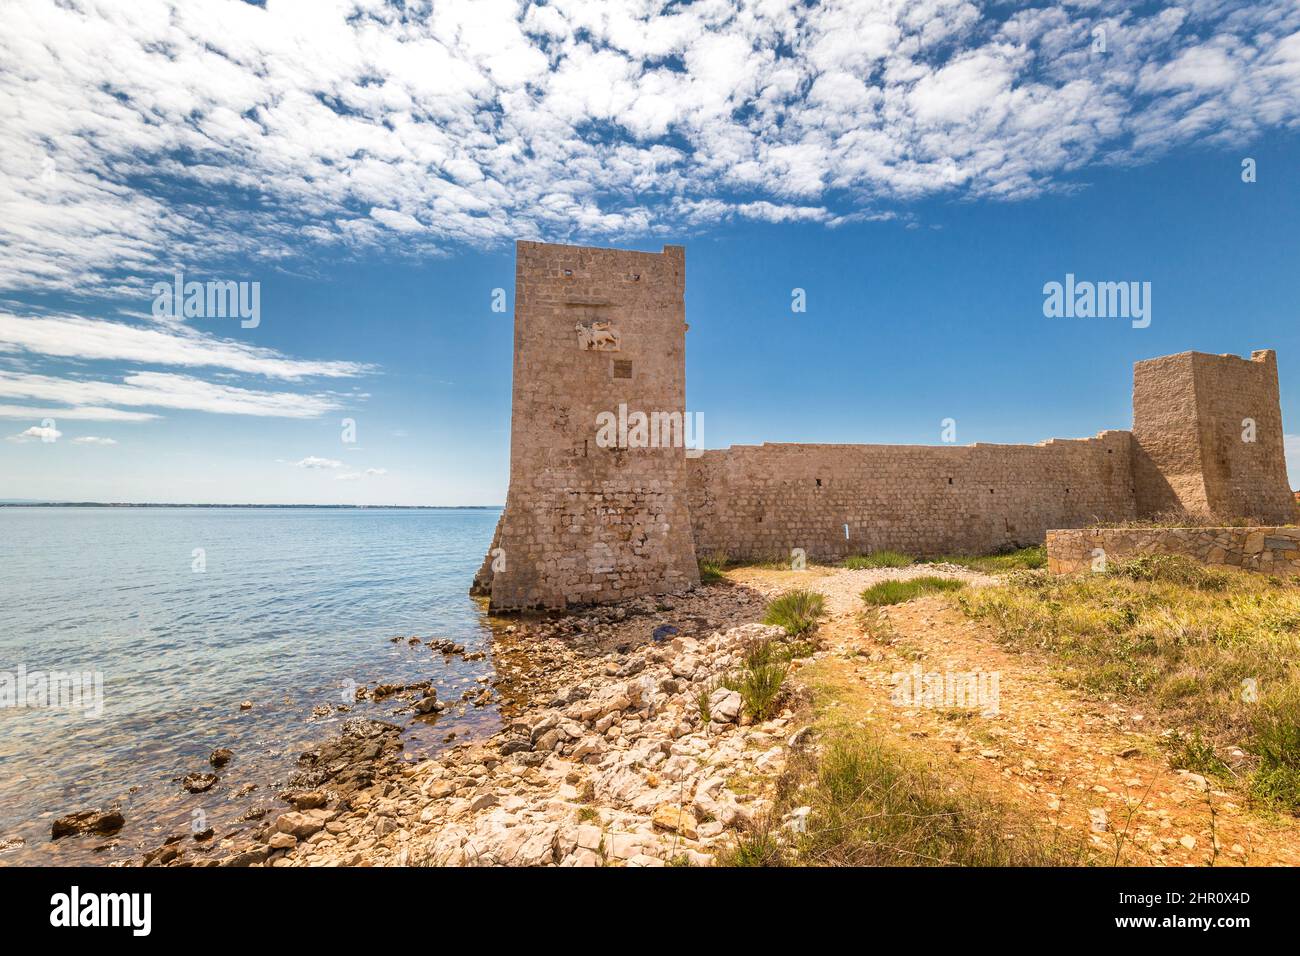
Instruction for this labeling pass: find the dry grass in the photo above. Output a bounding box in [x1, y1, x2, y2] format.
[717, 660, 1085, 867]
[1089, 509, 1292, 529]
[960, 555, 1300, 812]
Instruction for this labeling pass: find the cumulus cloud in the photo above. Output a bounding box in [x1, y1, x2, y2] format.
[72, 436, 117, 445]
[7, 424, 61, 443]
[1, 0, 1297, 294]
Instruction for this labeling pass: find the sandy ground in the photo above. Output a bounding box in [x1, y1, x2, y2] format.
[728, 564, 1300, 867]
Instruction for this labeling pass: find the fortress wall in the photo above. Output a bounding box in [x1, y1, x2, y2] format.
[476, 241, 1293, 610]
[686, 431, 1136, 561]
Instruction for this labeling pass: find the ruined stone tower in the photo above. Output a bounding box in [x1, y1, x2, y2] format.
[473, 240, 699, 610]
[1132, 349, 1294, 523]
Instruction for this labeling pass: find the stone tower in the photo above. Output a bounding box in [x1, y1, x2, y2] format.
[1132, 349, 1294, 522]
[474, 240, 700, 610]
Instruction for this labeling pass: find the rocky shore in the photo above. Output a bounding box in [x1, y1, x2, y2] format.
[128, 582, 811, 867]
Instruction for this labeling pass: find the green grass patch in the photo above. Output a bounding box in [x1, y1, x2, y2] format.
[842, 550, 914, 569]
[763, 588, 826, 636]
[922, 546, 1046, 572]
[1160, 730, 1231, 779]
[861, 576, 965, 606]
[798, 737, 1077, 866]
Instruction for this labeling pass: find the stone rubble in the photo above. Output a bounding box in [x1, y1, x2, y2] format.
[280, 621, 807, 868]
[156, 610, 813, 868]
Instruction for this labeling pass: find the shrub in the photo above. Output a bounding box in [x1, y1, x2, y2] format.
[738, 661, 788, 721]
[706, 641, 790, 722]
[695, 680, 716, 724]
[1090, 511, 1274, 530]
[698, 554, 728, 583]
[861, 576, 965, 606]
[1161, 730, 1230, 778]
[763, 589, 826, 635]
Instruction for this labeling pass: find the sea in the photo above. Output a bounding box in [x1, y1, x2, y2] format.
[0, 506, 505, 865]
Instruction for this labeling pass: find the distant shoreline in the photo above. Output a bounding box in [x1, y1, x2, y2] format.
[0, 502, 503, 509]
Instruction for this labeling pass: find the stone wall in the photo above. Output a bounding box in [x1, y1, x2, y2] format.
[476, 240, 699, 611]
[1047, 526, 1300, 576]
[687, 431, 1136, 562]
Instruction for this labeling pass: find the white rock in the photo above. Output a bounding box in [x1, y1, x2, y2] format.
[708, 688, 742, 723]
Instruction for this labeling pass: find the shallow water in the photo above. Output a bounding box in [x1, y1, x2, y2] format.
[0, 506, 503, 865]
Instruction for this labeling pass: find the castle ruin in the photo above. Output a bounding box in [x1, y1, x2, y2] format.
[474, 240, 1293, 611]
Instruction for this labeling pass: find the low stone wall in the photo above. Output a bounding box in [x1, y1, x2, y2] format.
[1047, 527, 1300, 575]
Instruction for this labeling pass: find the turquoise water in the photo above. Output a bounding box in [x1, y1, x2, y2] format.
[0, 506, 502, 865]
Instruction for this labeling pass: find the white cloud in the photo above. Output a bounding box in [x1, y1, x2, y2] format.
[0, 312, 371, 381]
[7, 424, 61, 442]
[369, 208, 426, 233]
[0, 0, 1297, 294]
[0, 404, 158, 421]
[294, 456, 344, 469]
[72, 436, 117, 445]
[0, 371, 344, 418]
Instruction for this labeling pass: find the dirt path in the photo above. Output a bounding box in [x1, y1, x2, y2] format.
[728, 564, 1300, 867]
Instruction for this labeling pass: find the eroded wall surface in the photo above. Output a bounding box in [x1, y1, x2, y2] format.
[687, 432, 1136, 561]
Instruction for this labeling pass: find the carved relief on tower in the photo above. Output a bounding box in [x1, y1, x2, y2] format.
[575, 320, 621, 351]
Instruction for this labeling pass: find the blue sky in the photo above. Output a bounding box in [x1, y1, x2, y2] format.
[2, 1, 1299, 504]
